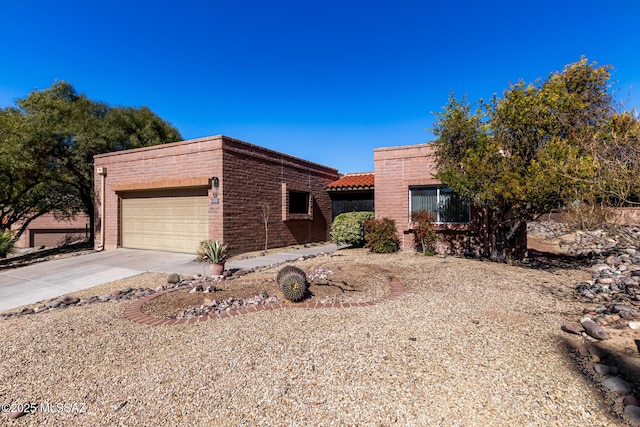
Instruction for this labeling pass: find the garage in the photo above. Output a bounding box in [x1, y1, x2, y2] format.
[120, 188, 209, 254]
[30, 229, 88, 248]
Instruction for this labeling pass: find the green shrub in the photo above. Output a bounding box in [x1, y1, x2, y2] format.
[411, 210, 438, 255]
[331, 211, 375, 247]
[364, 217, 399, 253]
[0, 230, 15, 258]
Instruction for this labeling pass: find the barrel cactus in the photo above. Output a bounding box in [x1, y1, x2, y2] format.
[276, 265, 306, 284]
[278, 266, 308, 302]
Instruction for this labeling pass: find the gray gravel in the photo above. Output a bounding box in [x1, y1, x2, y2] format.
[0, 250, 619, 426]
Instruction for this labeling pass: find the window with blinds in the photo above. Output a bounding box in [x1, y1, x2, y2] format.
[410, 186, 470, 223]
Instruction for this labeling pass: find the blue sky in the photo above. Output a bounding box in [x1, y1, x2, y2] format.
[2, 1, 639, 173]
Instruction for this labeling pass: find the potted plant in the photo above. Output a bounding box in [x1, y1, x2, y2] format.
[196, 240, 229, 276]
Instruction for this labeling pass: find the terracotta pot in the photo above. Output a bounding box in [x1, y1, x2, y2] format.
[210, 262, 225, 276]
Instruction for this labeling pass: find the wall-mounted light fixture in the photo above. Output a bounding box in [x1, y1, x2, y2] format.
[211, 176, 219, 188]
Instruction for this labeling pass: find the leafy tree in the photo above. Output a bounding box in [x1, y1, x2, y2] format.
[0, 106, 75, 240]
[433, 58, 637, 262]
[0, 81, 182, 242]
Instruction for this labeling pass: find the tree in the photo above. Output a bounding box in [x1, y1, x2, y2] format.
[433, 58, 637, 262]
[0, 81, 182, 242]
[0, 106, 77, 240]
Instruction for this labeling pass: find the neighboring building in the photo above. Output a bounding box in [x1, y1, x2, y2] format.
[13, 213, 90, 249]
[326, 172, 374, 220]
[93, 135, 339, 255]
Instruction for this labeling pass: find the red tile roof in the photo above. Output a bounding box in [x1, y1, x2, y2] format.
[327, 172, 374, 191]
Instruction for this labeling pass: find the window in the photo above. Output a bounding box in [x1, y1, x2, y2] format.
[289, 191, 310, 214]
[282, 183, 313, 220]
[410, 186, 470, 223]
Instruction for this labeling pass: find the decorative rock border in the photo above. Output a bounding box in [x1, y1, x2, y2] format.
[124, 278, 405, 326]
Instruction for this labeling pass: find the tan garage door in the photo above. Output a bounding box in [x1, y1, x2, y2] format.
[121, 189, 209, 254]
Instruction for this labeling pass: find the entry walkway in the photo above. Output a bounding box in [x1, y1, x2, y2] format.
[226, 244, 338, 271]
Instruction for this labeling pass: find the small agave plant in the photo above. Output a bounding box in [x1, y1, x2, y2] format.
[197, 240, 229, 276]
[196, 240, 229, 264]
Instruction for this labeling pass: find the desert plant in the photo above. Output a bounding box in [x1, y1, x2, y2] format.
[279, 272, 307, 302]
[259, 201, 270, 252]
[331, 211, 375, 247]
[196, 240, 229, 263]
[276, 265, 306, 284]
[411, 210, 438, 255]
[0, 230, 15, 258]
[364, 217, 399, 253]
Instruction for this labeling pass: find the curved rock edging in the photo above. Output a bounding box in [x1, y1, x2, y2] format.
[124, 278, 405, 326]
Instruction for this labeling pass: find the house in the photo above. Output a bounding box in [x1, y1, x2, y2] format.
[326, 172, 374, 220]
[374, 143, 526, 257]
[93, 135, 339, 255]
[373, 143, 473, 254]
[13, 213, 90, 249]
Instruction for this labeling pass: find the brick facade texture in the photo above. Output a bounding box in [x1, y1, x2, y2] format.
[374, 144, 445, 251]
[93, 135, 339, 255]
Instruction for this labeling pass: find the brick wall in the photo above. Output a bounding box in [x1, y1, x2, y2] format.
[94, 135, 338, 254]
[221, 137, 338, 254]
[374, 143, 442, 251]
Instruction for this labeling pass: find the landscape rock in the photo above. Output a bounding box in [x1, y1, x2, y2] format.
[62, 296, 80, 305]
[624, 395, 640, 406]
[603, 376, 632, 395]
[624, 405, 640, 423]
[8, 408, 28, 420]
[581, 319, 610, 340]
[46, 300, 63, 309]
[594, 364, 618, 375]
[561, 324, 582, 335]
[586, 344, 608, 359]
[167, 273, 180, 284]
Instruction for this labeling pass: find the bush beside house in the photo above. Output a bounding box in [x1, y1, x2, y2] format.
[411, 210, 438, 255]
[331, 211, 374, 247]
[364, 217, 399, 253]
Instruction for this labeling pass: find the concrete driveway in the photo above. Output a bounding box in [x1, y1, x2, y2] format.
[0, 249, 206, 312]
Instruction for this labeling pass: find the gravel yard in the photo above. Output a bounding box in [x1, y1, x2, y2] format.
[0, 248, 621, 426]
